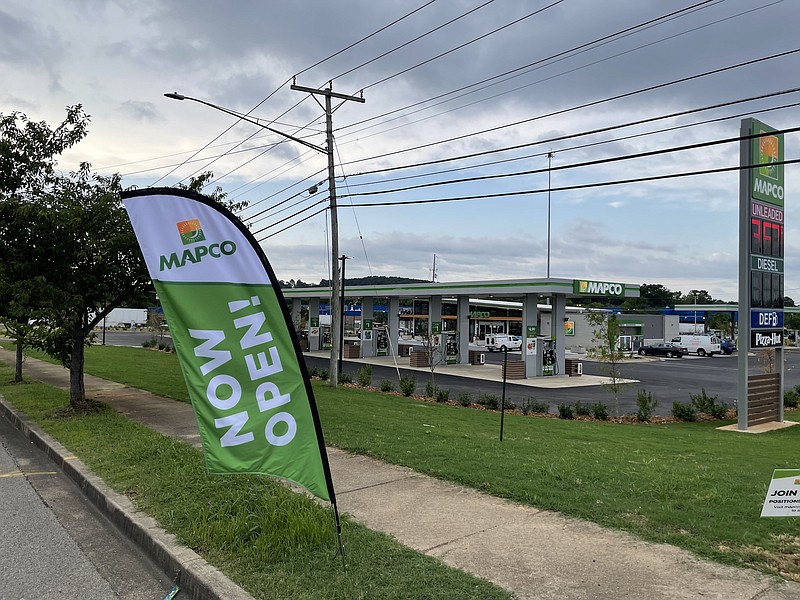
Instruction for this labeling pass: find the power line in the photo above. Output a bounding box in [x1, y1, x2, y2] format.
[259, 207, 329, 241]
[359, 0, 566, 92]
[346, 99, 800, 191]
[339, 47, 800, 168]
[150, 0, 438, 186]
[338, 126, 800, 199]
[334, 0, 771, 148]
[344, 87, 800, 180]
[338, 0, 723, 134]
[327, 0, 496, 84]
[340, 157, 800, 209]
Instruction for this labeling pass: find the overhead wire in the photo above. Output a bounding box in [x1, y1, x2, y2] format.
[148, 0, 439, 186]
[337, 126, 800, 199]
[338, 0, 724, 134]
[339, 47, 800, 168]
[334, 139, 374, 277]
[342, 87, 800, 186]
[326, 0, 497, 84]
[334, 0, 773, 148]
[357, 0, 566, 93]
[340, 157, 800, 209]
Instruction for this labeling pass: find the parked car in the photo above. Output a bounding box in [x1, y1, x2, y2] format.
[720, 338, 737, 355]
[638, 342, 688, 358]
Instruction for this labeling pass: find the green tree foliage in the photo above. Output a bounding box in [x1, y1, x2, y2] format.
[586, 311, 627, 416]
[32, 165, 151, 408]
[0, 106, 90, 381]
[679, 289, 714, 305]
[638, 284, 681, 309]
[175, 171, 247, 214]
[0, 106, 150, 408]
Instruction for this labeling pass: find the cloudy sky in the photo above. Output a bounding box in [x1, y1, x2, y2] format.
[2, 0, 797, 301]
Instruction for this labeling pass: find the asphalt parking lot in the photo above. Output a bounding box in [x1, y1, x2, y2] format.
[97, 331, 797, 418]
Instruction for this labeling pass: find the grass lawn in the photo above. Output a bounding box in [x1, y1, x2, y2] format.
[0, 363, 510, 600]
[7, 344, 800, 581]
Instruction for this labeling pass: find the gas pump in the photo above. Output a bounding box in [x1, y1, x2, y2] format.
[320, 325, 331, 350]
[541, 337, 557, 376]
[443, 331, 459, 364]
[376, 326, 389, 356]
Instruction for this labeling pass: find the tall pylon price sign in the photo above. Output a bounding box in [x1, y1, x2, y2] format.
[738, 118, 786, 430]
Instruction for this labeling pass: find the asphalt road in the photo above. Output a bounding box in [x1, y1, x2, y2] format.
[96, 331, 798, 418]
[0, 417, 175, 599]
[308, 351, 800, 417]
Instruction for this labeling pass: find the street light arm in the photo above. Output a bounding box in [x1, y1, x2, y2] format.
[163, 92, 326, 154]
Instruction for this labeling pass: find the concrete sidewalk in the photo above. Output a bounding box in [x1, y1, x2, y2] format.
[1, 349, 798, 600]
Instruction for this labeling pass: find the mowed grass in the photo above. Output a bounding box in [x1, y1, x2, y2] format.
[0, 364, 510, 600]
[9, 344, 800, 581]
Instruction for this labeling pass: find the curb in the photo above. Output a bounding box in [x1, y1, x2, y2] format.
[0, 397, 254, 600]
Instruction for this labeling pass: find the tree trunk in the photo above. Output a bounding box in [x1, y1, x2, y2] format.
[69, 322, 87, 410]
[14, 339, 23, 383]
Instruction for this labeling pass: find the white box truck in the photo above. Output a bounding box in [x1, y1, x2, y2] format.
[670, 334, 721, 357]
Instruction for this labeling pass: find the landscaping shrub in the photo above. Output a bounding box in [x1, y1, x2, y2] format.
[457, 392, 472, 407]
[318, 369, 329, 381]
[784, 386, 800, 408]
[356, 365, 373, 388]
[435, 388, 450, 403]
[521, 398, 549, 414]
[672, 401, 697, 421]
[558, 403, 574, 419]
[574, 401, 591, 416]
[592, 402, 609, 421]
[425, 380, 437, 398]
[339, 372, 352, 384]
[399, 375, 416, 397]
[379, 379, 394, 392]
[707, 402, 729, 420]
[635, 389, 658, 423]
[690, 388, 718, 414]
[142, 336, 157, 349]
[477, 393, 500, 410]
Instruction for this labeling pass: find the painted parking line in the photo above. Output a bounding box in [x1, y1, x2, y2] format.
[0, 470, 58, 478]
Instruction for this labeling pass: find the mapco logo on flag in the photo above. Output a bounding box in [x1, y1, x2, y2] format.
[158, 218, 237, 272]
[177, 219, 206, 245]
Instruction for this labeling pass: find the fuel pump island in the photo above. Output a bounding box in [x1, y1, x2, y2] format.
[284, 278, 640, 380]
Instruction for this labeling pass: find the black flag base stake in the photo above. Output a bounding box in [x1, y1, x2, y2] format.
[333, 502, 347, 572]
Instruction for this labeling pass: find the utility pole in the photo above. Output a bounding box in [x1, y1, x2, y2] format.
[291, 80, 364, 387]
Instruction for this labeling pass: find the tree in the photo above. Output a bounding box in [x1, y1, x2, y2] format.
[707, 313, 732, 337]
[33, 165, 152, 409]
[586, 311, 628, 416]
[176, 171, 248, 214]
[680, 289, 713, 305]
[639, 284, 680, 309]
[0, 106, 90, 381]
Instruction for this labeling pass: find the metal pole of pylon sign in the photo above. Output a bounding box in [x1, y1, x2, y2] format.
[291, 81, 364, 387]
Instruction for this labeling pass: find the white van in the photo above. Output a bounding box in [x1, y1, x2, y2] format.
[670, 335, 721, 357]
[485, 334, 522, 352]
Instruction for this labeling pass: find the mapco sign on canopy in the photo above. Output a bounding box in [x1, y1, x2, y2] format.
[573, 280, 624, 296]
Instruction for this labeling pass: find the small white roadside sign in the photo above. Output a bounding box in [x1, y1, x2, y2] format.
[761, 469, 800, 517]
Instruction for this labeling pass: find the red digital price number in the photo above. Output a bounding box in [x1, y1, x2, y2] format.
[750, 217, 784, 259]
